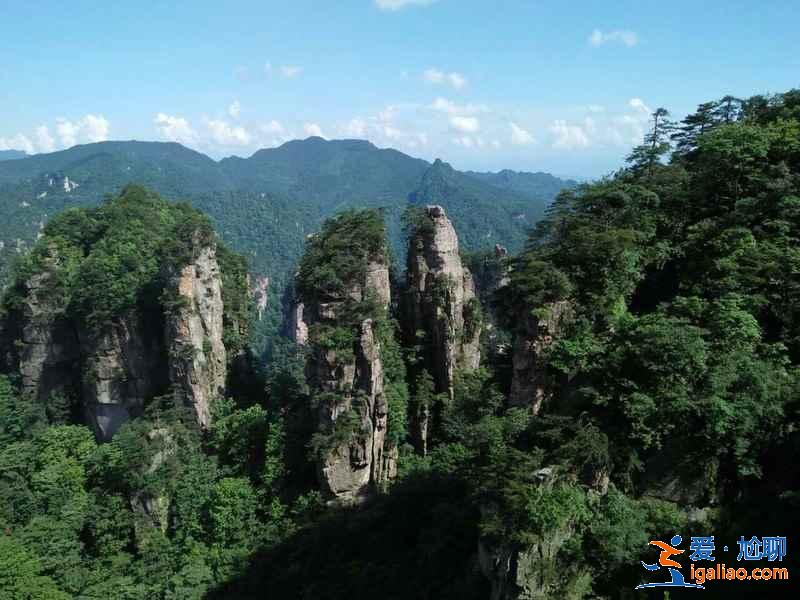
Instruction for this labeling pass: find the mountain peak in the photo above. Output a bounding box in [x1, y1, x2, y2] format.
[0, 149, 28, 161]
[429, 158, 456, 175]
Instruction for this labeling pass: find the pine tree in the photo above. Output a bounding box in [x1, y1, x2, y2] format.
[671, 101, 718, 154]
[626, 107, 674, 178]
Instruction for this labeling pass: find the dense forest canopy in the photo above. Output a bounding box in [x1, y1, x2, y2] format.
[0, 89, 798, 599]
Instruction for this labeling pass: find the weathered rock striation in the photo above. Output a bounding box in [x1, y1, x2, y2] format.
[302, 258, 392, 502]
[405, 205, 481, 398]
[508, 300, 572, 413]
[79, 311, 166, 440]
[163, 237, 227, 429]
[2, 245, 81, 405]
[0, 220, 241, 441]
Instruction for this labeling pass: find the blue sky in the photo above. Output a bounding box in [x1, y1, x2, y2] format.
[1, 0, 798, 176]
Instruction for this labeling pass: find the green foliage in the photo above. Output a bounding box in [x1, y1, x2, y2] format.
[462, 296, 483, 341]
[209, 477, 259, 547]
[308, 402, 363, 461]
[375, 317, 409, 447]
[296, 208, 387, 303]
[2, 91, 800, 599]
[209, 399, 269, 480]
[0, 536, 70, 600]
[2, 186, 250, 366]
[307, 324, 356, 360]
[0, 375, 45, 445]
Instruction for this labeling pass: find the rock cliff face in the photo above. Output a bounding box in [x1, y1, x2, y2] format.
[80, 311, 166, 440]
[8, 246, 81, 404]
[508, 300, 572, 413]
[405, 205, 481, 397]
[478, 467, 590, 600]
[250, 275, 269, 321]
[289, 301, 309, 346]
[0, 233, 235, 441]
[303, 259, 392, 502]
[164, 239, 227, 429]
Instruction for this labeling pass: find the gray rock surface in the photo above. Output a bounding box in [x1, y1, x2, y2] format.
[304, 257, 392, 502]
[509, 300, 572, 413]
[80, 312, 165, 440]
[16, 261, 81, 404]
[2, 233, 231, 440]
[164, 240, 227, 429]
[405, 205, 481, 398]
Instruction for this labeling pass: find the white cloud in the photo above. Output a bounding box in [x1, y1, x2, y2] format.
[453, 136, 474, 148]
[56, 119, 80, 148]
[510, 121, 535, 145]
[382, 125, 405, 140]
[259, 120, 284, 135]
[450, 115, 479, 133]
[258, 120, 291, 148]
[589, 29, 639, 47]
[376, 0, 439, 11]
[264, 61, 273, 74]
[549, 119, 590, 150]
[344, 118, 368, 137]
[280, 65, 303, 78]
[35, 126, 56, 153]
[448, 72, 467, 89]
[207, 119, 252, 146]
[377, 105, 399, 122]
[54, 114, 109, 148]
[430, 97, 487, 116]
[0, 133, 35, 154]
[423, 68, 445, 84]
[83, 115, 110, 142]
[424, 68, 468, 89]
[586, 104, 605, 113]
[333, 107, 430, 150]
[228, 100, 241, 119]
[1, 115, 109, 154]
[628, 97, 651, 114]
[304, 122, 325, 138]
[154, 113, 197, 144]
[610, 115, 646, 145]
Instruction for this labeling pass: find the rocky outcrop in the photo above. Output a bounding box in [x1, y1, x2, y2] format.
[478, 468, 590, 600]
[80, 312, 166, 440]
[509, 300, 572, 413]
[4, 246, 81, 404]
[164, 239, 227, 429]
[289, 301, 309, 346]
[311, 319, 389, 501]
[405, 205, 481, 398]
[1, 233, 235, 441]
[303, 258, 392, 502]
[250, 275, 269, 321]
[131, 428, 175, 540]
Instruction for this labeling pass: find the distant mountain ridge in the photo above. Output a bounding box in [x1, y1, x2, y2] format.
[0, 138, 577, 342]
[0, 150, 27, 161]
[465, 168, 579, 200]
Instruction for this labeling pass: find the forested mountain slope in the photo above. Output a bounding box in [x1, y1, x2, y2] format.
[0, 138, 572, 347]
[466, 168, 579, 202]
[0, 89, 798, 599]
[0, 150, 27, 161]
